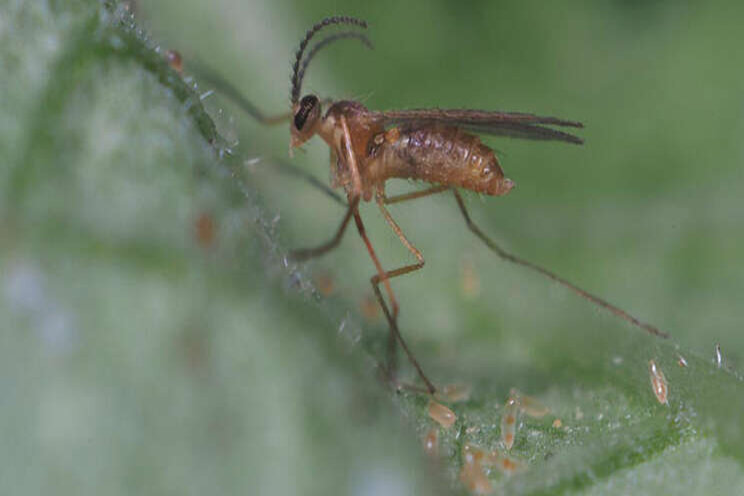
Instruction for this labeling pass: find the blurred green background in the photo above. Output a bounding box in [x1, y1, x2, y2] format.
[2, 0, 744, 494]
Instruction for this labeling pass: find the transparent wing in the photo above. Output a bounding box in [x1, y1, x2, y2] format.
[376, 109, 584, 144]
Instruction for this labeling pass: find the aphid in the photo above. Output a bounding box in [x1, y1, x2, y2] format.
[165, 49, 183, 73]
[460, 444, 493, 495]
[460, 461, 492, 494]
[462, 443, 486, 464]
[463, 444, 525, 484]
[500, 393, 520, 450]
[423, 427, 439, 457]
[487, 450, 525, 476]
[428, 400, 457, 429]
[714, 343, 723, 368]
[648, 359, 668, 405]
[214, 16, 671, 394]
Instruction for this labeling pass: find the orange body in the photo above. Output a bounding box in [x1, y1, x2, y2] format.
[427, 399, 457, 429]
[370, 124, 513, 196]
[318, 101, 514, 201]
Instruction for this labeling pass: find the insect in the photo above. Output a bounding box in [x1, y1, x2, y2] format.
[460, 443, 493, 494]
[460, 442, 524, 491]
[500, 393, 520, 450]
[206, 16, 670, 395]
[423, 427, 439, 457]
[428, 399, 457, 429]
[499, 388, 549, 450]
[648, 359, 669, 405]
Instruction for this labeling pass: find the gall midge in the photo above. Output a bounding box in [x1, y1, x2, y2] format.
[428, 400, 456, 429]
[648, 359, 668, 405]
[216, 16, 673, 399]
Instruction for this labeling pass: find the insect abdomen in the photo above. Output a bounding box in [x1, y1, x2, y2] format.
[376, 126, 514, 196]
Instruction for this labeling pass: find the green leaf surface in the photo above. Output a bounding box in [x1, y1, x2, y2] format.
[2, 1, 744, 495]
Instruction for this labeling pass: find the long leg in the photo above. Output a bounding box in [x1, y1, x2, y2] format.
[383, 185, 450, 205]
[190, 61, 291, 125]
[372, 196, 426, 318]
[452, 189, 669, 338]
[352, 210, 436, 394]
[374, 192, 431, 382]
[339, 119, 434, 391]
[257, 157, 346, 207]
[338, 116, 398, 329]
[340, 125, 436, 392]
[288, 116, 369, 262]
[290, 196, 359, 261]
[372, 186, 451, 388]
[374, 184, 451, 317]
[339, 116, 363, 196]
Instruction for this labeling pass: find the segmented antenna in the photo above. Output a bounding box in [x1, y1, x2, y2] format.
[290, 16, 368, 104]
[296, 31, 373, 97]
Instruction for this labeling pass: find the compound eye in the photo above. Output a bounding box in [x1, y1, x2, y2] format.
[294, 95, 319, 130]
